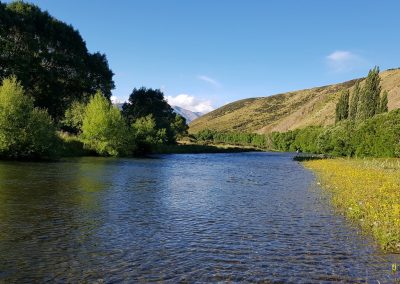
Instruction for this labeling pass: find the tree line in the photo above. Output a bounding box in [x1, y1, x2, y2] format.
[0, 2, 188, 159]
[0, 77, 188, 159]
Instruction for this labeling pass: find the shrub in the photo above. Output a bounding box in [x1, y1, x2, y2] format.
[131, 115, 167, 154]
[0, 77, 59, 159]
[81, 91, 131, 156]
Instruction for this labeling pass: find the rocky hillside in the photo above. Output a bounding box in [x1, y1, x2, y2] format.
[189, 68, 400, 134]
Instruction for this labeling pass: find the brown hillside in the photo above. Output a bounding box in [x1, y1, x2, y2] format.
[189, 68, 400, 134]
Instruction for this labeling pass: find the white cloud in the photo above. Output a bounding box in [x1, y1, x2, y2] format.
[110, 96, 120, 104]
[166, 94, 214, 113]
[197, 75, 221, 87]
[326, 50, 365, 72]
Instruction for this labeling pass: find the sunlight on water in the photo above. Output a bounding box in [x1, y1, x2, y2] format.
[0, 153, 399, 282]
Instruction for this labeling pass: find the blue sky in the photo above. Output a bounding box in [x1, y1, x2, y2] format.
[5, 0, 400, 112]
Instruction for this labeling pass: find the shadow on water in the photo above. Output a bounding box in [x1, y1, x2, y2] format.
[0, 153, 399, 282]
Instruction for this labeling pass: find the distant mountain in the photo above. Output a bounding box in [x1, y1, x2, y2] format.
[112, 103, 203, 123]
[114, 103, 124, 110]
[172, 106, 203, 123]
[189, 68, 400, 134]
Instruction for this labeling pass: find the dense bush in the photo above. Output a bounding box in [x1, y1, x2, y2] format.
[131, 115, 167, 154]
[81, 92, 131, 156]
[122, 87, 187, 143]
[195, 109, 400, 158]
[195, 129, 272, 149]
[0, 77, 59, 159]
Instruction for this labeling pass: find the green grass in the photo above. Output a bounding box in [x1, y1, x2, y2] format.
[152, 142, 261, 154]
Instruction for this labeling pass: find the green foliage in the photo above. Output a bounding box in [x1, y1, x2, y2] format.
[271, 109, 400, 158]
[349, 81, 361, 120]
[0, 77, 59, 159]
[352, 110, 400, 157]
[0, 1, 114, 120]
[317, 121, 355, 156]
[335, 90, 350, 123]
[195, 129, 272, 149]
[62, 100, 86, 133]
[378, 90, 389, 114]
[171, 114, 189, 140]
[81, 92, 130, 156]
[131, 115, 167, 153]
[122, 87, 187, 143]
[357, 66, 381, 120]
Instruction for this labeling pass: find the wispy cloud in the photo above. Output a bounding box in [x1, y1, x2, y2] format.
[197, 75, 221, 87]
[326, 50, 366, 72]
[166, 94, 214, 113]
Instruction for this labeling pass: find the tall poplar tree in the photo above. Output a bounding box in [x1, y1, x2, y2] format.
[378, 90, 389, 114]
[357, 67, 381, 120]
[335, 90, 350, 123]
[349, 81, 361, 120]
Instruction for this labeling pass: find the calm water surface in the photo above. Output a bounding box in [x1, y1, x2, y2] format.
[0, 152, 399, 283]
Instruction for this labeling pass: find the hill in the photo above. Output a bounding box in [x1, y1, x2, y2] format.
[189, 68, 400, 134]
[172, 106, 203, 123]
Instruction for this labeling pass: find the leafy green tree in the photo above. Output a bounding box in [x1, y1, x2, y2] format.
[62, 100, 86, 133]
[0, 77, 58, 159]
[349, 81, 361, 120]
[131, 115, 167, 153]
[81, 92, 130, 156]
[122, 87, 185, 143]
[335, 90, 350, 123]
[0, 1, 114, 120]
[357, 66, 381, 120]
[378, 90, 389, 114]
[170, 114, 189, 140]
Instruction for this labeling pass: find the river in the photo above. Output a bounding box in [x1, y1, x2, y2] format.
[0, 152, 398, 282]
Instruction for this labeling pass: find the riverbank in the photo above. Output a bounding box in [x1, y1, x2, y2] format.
[58, 133, 261, 158]
[153, 142, 262, 154]
[302, 158, 400, 252]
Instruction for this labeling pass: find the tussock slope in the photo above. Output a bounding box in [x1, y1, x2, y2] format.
[189, 69, 400, 134]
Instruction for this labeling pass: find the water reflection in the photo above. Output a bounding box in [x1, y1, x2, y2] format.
[0, 153, 399, 282]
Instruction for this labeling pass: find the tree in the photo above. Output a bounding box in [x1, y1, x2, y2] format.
[378, 90, 389, 114]
[81, 92, 130, 156]
[62, 100, 86, 133]
[335, 90, 350, 123]
[357, 66, 381, 120]
[349, 81, 361, 120]
[131, 115, 167, 153]
[122, 87, 185, 143]
[0, 2, 114, 120]
[170, 114, 189, 140]
[0, 77, 59, 159]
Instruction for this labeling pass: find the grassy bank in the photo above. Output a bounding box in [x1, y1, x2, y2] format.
[153, 142, 261, 154]
[57, 133, 260, 157]
[303, 158, 400, 252]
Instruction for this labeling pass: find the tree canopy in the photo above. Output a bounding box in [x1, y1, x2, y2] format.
[357, 66, 381, 120]
[0, 1, 114, 120]
[335, 90, 350, 123]
[81, 92, 130, 157]
[122, 87, 188, 143]
[0, 77, 58, 159]
[335, 67, 387, 123]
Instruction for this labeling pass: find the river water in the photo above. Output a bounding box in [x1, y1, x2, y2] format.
[0, 152, 398, 283]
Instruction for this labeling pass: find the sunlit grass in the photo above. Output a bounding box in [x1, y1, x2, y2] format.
[303, 158, 400, 252]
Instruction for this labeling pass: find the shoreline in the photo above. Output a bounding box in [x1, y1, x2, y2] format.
[301, 158, 400, 253]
